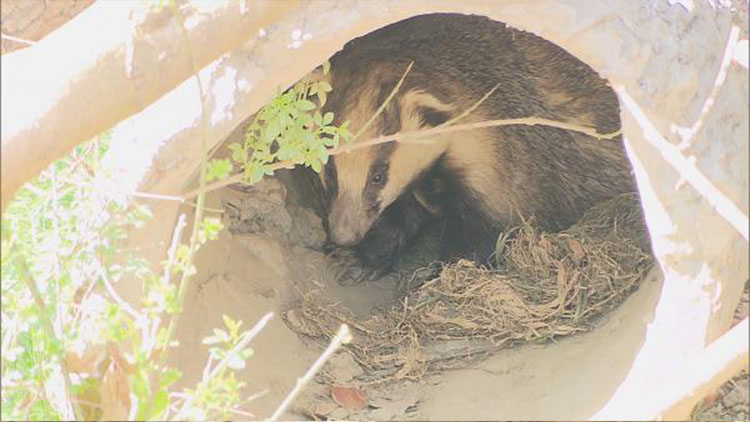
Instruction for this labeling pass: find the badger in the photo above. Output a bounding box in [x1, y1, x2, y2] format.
[305, 13, 635, 282]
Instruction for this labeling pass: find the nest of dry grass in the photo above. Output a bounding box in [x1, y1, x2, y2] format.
[285, 193, 653, 382]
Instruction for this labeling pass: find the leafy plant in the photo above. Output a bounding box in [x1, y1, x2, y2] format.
[1, 9, 357, 420]
[221, 62, 352, 184]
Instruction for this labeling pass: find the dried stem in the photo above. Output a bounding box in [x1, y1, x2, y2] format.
[182, 115, 618, 200]
[352, 61, 414, 141]
[173, 312, 274, 421]
[269, 324, 352, 421]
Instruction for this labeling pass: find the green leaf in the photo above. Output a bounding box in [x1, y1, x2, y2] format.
[202, 335, 221, 345]
[295, 100, 317, 111]
[226, 353, 246, 370]
[148, 390, 169, 420]
[160, 369, 181, 388]
[264, 116, 281, 143]
[308, 83, 319, 99]
[228, 143, 247, 163]
[222, 314, 242, 337]
[199, 217, 223, 241]
[241, 347, 254, 359]
[317, 91, 327, 107]
[323, 112, 334, 125]
[212, 328, 230, 343]
[206, 159, 233, 181]
[248, 165, 263, 184]
[132, 371, 150, 401]
[318, 81, 333, 93]
[323, 60, 330, 75]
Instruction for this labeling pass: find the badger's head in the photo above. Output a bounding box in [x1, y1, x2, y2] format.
[320, 66, 457, 246]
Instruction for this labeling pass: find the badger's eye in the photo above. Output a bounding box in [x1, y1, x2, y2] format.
[371, 173, 384, 185]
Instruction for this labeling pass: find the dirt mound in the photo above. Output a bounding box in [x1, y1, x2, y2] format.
[285, 193, 653, 382]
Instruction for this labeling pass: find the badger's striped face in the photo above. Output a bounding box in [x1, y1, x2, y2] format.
[324, 88, 454, 246]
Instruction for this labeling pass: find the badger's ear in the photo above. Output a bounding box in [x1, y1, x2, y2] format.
[400, 90, 456, 128]
[418, 106, 452, 127]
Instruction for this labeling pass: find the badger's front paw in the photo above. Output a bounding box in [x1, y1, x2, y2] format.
[326, 247, 383, 285]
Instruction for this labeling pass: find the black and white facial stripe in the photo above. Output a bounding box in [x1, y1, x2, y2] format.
[362, 142, 396, 217]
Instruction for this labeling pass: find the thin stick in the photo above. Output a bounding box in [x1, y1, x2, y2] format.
[162, 213, 187, 289]
[181, 160, 296, 200]
[352, 61, 414, 141]
[17, 258, 82, 421]
[207, 312, 273, 380]
[173, 312, 274, 421]
[439, 83, 501, 128]
[155, 2, 212, 403]
[182, 116, 618, 200]
[391, 116, 622, 142]
[96, 264, 142, 320]
[131, 191, 184, 202]
[269, 324, 352, 421]
[1, 33, 36, 45]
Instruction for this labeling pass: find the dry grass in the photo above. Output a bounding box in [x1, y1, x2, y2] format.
[286, 193, 653, 382]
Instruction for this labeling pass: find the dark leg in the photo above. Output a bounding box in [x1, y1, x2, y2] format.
[439, 194, 502, 266]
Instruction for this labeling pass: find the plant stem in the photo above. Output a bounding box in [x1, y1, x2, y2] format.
[156, 0, 210, 404]
[173, 312, 274, 421]
[269, 324, 352, 421]
[182, 115, 621, 200]
[17, 258, 82, 421]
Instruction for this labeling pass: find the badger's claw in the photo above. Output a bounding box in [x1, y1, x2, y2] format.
[326, 247, 383, 285]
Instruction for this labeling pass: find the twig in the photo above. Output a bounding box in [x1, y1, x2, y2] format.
[1, 33, 36, 45]
[174, 312, 274, 421]
[131, 191, 184, 202]
[439, 83, 501, 128]
[615, 85, 748, 241]
[207, 312, 273, 380]
[162, 213, 187, 289]
[96, 264, 143, 321]
[183, 116, 618, 200]
[17, 258, 82, 421]
[352, 61, 414, 141]
[225, 406, 257, 418]
[50, 166, 63, 337]
[184, 201, 225, 213]
[388, 116, 622, 142]
[182, 160, 296, 200]
[269, 324, 352, 421]
[156, 0, 211, 405]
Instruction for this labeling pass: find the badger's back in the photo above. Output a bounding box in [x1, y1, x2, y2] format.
[327, 13, 634, 232]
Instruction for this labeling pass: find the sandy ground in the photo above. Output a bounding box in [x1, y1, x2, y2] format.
[166, 177, 674, 421]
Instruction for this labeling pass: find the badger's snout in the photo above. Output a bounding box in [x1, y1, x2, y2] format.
[328, 200, 373, 246]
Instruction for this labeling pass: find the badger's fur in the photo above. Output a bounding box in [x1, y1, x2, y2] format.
[306, 13, 635, 282]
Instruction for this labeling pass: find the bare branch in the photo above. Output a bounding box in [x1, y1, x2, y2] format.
[1, 0, 297, 212]
[182, 115, 620, 200]
[269, 324, 352, 421]
[353, 61, 414, 141]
